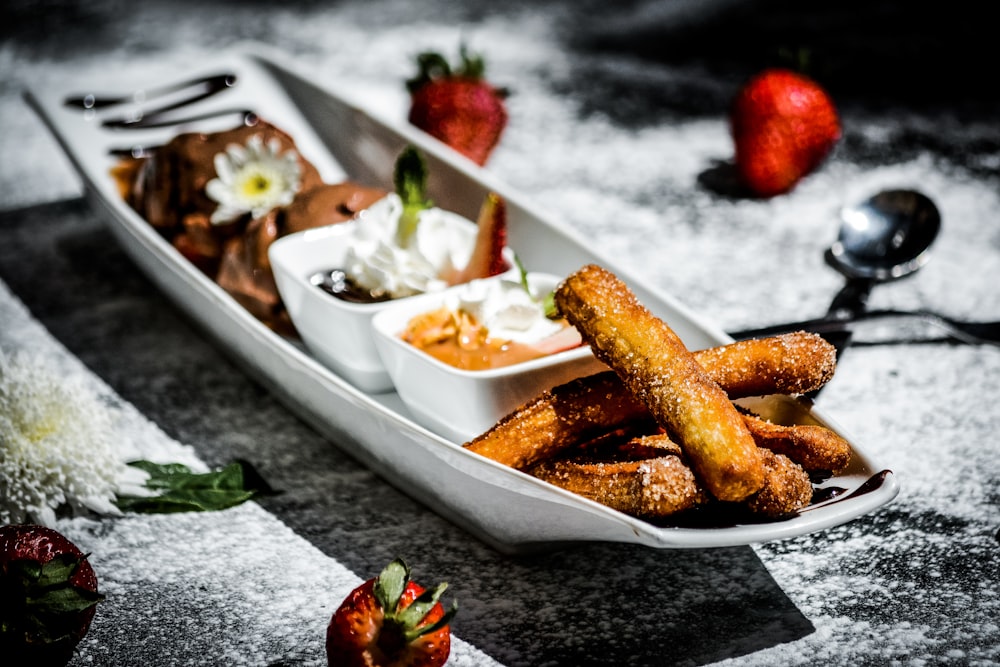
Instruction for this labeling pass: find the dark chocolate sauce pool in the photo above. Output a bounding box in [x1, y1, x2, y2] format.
[310, 269, 392, 304]
[659, 469, 893, 529]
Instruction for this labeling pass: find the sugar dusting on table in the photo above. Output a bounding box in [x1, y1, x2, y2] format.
[1, 2, 998, 664]
[0, 280, 501, 666]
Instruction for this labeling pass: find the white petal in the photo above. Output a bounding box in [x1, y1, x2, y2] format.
[213, 152, 234, 183]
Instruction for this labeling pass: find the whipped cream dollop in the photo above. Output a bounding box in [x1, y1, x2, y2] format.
[451, 277, 563, 343]
[344, 194, 477, 299]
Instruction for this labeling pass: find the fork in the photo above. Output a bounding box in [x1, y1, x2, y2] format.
[729, 308, 1000, 347]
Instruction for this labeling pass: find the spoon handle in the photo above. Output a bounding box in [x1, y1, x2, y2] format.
[825, 277, 876, 318]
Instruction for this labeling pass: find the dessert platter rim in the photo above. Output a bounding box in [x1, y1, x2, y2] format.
[22, 42, 900, 552]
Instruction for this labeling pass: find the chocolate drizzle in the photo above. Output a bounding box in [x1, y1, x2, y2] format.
[65, 72, 237, 110]
[808, 469, 893, 509]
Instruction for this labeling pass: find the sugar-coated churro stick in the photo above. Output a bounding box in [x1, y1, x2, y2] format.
[464, 369, 851, 473]
[529, 436, 706, 517]
[554, 264, 764, 502]
[464, 331, 837, 468]
[744, 449, 813, 517]
[529, 435, 811, 519]
[739, 411, 852, 473]
[463, 371, 655, 470]
[695, 332, 837, 399]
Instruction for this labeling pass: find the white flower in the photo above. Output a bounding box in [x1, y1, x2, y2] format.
[205, 134, 302, 225]
[0, 349, 147, 526]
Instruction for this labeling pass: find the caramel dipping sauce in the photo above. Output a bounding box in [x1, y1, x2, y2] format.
[400, 306, 570, 371]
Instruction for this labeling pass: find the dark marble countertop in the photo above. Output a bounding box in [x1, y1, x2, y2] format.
[2, 1, 998, 665]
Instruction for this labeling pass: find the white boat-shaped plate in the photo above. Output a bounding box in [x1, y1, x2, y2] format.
[26, 44, 898, 553]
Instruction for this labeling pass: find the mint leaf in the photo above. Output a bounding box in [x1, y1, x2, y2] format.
[115, 460, 277, 514]
[393, 146, 432, 246]
[514, 254, 559, 319]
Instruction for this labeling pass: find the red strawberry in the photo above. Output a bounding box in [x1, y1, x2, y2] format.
[407, 46, 508, 166]
[446, 191, 509, 286]
[0, 524, 103, 666]
[326, 558, 456, 667]
[730, 68, 841, 197]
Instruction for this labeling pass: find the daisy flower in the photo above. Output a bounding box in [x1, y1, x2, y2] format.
[205, 134, 302, 224]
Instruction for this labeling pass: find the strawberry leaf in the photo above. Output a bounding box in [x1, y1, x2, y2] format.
[406, 52, 452, 93]
[457, 43, 485, 79]
[374, 558, 410, 613]
[3, 555, 104, 644]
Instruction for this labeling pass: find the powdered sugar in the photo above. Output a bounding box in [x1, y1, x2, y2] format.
[1, 1, 998, 664]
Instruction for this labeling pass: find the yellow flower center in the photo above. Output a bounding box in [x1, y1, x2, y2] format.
[235, 166, 284, 205]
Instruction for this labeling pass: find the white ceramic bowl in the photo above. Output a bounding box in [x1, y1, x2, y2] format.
[371, 273, 609, 442]
[269, 203, 514, 392]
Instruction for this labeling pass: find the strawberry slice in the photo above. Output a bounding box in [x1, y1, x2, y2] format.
[326, 558, 456, 667]
[527, 325, 585, 356]
[0, 524, 103, 666]
[447, 191, 509, 286]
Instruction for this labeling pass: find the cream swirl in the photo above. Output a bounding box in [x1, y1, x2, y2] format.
[452, 277, 563, 343]
[344, 194, 477, 299]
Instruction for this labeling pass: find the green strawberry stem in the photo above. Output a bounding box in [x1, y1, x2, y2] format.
[373, 558, 457, 645]
[393, 146, 433, 247]
[2, 553, 104, 644]
[406, 43, 485, 94]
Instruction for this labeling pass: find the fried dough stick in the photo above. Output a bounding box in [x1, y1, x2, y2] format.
[740, 411, 852, 473]
[530, 435, 811, 519]
[745, 449, 813, 517]
[695, 331, 837, 399]
[463, 372, 655, 470]
[554, 264, 763, 502]
[465, 371, 850, 473]
[464, 330, 846, 472]
[530, 436, 706, 518]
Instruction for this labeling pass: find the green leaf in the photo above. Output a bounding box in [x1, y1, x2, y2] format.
[115, 460, 277, 514]
[458, 43, 485, 79]
[406, 52, 452, 93]
[542, 291, 559, 319]
[26, 584, 103, 616]
[514, 253, 559, 319]
[514, 254, 531, 293]
[393, 146, 432, 247]
[398, 581, 446, 630]
[374, 558, 410, 613]
[36, 554, 80, 588]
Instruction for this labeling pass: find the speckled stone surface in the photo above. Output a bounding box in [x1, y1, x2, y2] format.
[2, 1, 999, 665]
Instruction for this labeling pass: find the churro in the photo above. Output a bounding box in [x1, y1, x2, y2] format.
[464, 369, 849, 471]
[739, 410, 852, 473]
[529, 435, 706, 517]
[464, 371, 655, 470]
[529, 434, 811, 519]
[695, 331, 837, 399]
[554, 264, 764, 502]
[744, 449, 814, 517]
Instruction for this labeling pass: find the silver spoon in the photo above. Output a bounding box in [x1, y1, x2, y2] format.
[730, 190, 1000, 349]
[823, 189, 940, 319]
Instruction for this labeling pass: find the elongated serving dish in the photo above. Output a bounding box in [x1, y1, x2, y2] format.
[26, 44, 898, 552]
